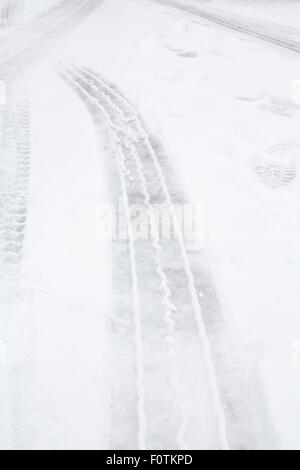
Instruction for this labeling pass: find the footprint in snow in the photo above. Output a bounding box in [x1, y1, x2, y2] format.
[252, 140, 298, 189]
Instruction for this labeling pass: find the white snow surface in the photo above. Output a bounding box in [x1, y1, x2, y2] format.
[204, 0, 300, 29]
[0, 0, 300, 450]
[12, 70, 112, 449]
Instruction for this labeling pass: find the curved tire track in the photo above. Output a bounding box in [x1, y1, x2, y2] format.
[0, 1, 32, 451]
[59, 64, 277, 450]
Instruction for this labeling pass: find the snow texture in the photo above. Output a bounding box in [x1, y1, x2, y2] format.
[0, 0, 299, 450]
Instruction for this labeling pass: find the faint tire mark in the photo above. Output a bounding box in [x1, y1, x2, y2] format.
[0, 0, 105, 81]
[151, 0, 300, 54]
[0, 91, 31, 450]
[0, 0, 23, 28]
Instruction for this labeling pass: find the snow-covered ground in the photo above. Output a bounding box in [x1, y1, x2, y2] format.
[207, 0, 300, 29]
[0, 0, 300, 450]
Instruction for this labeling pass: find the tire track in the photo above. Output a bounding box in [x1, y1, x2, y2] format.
[59, 64, 277, 449]
[0, 91, 31, 450]
[0, 0, 105, 81]
[0, 96, 30, 280]
[0, 0, 30, 360]
[0, 0, 23, 28]
[151, 0, 300, 54]
[0, 0, 107, 450]
[71, 67, 188, 449]
[60, 66, 187, 450]
[0, 1, 33, 451]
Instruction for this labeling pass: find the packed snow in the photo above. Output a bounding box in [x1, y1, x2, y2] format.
[0, 0, 299, 450]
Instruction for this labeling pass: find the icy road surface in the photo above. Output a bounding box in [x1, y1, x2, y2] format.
[0, 0, 300, 450]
